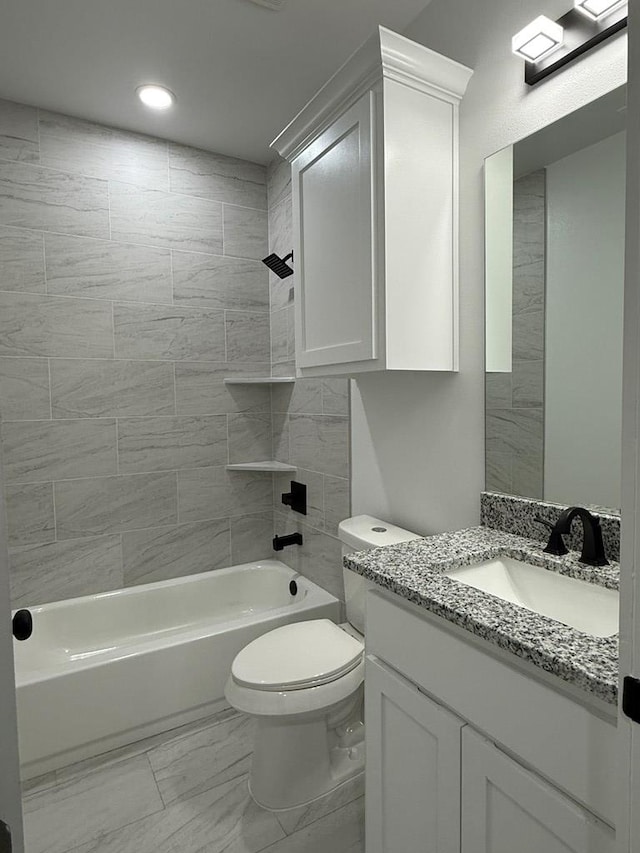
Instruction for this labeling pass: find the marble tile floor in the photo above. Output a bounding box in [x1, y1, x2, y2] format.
[21, 707, 364, 853]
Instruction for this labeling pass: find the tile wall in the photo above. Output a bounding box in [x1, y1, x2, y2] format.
[0, 99, 276, 606]
[267, 158, 352, 602]
[486, 169, 545, 499]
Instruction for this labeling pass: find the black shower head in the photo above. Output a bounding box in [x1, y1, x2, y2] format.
[262, 250, 294, 279]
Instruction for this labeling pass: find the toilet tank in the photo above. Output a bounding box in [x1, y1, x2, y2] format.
[338, 515, 421, 634]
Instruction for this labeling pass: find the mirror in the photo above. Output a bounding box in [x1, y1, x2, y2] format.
[484, 86, 626, 511]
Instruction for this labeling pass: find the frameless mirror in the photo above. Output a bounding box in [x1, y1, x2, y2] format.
[484, 85, 626, 511]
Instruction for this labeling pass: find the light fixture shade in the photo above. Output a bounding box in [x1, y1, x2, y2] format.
[574, 0, 627, 20]
[137, 85, 175, 110]
[512, 16, 564, 62]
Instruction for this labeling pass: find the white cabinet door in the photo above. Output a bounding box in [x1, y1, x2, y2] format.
[365, 656, 463, 853]
[461, 728, 615, 853]
[292, 91, 378, 370]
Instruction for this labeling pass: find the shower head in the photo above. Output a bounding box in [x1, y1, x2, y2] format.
[262, 250, 294, 279]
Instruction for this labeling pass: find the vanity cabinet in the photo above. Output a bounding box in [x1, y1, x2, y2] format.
[365, 657, 463, 853]
[271, 27, 473, 377]
[364, 589, 618, 853]
[461, 729, 615, 853]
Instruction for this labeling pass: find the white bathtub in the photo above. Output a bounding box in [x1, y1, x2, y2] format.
[13, 559, 340, 779]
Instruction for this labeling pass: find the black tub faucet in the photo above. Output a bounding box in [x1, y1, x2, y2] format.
[273, 532, 303, 551]
[543, 506, 609, 567]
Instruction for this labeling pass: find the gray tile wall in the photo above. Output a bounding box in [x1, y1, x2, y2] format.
[0, 98, 275, 606]
[486, 169, 545, 500]
[267, 158, 351, 603]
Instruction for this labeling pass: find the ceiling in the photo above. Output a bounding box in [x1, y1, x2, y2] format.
[0, 0, 432, 164]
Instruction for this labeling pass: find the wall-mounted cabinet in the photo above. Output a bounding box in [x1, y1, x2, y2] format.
[272, 27, 473, 377]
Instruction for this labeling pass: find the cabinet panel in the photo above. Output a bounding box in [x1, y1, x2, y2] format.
[365, 655, 463, 853]
[366, 590, 617, 826]
[462, 728, 615, 853]
[293, 92, 377, 369]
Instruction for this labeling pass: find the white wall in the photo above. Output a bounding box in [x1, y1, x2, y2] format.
[545, 132, 626, 509]
[351, 0, 627, 536]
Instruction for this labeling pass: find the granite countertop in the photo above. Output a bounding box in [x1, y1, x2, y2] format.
[344, 526, 620, 705]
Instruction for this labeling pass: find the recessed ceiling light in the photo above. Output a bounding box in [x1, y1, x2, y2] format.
[512, 16, 564, 62]
[136, 85, 175, 111]
[574, 0, 627, 20]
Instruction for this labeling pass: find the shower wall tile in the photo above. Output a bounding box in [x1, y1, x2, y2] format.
[274, 468, 324, 531]
[55, 472, 178, 538]
[0, 99, 39, 163]
[289, 414, 349, 478]
[174, 362, 270, 416]
[271, 379, 321, 415]
[323, 475, 350, 536]
[512, 360, 544, 408]
[267, 155, 292, 210]
[223, 205, 268, 260]
[169, 144, 267, 209]
[0, 160, 109, 238]
[225, 311, 270, 362]
[109, 181, 223, 254]
[274, 510, 345, 601]
[9, 535, 122, 608]
[227, 413, 272, 464]
[45, 234, 172, 303]
[272, 413, 290, 463]
[0, 226, 45, 292]
[0, 292, 114, 358]
[172, 251, 268, 312]
[0, 357, 50, 421]
[513, 310, 544, 361]
[0, 100, 275, 605]
[485, 373, 512, 409]
[117, 415, 228, 474]
[39, 112, 169, 191]
[321, 379, 349, 416]
[113, 303, 225, 362]
[270, 307, 288, 364]
[122, 519, 231, 586]
[50, 359, 175, 419]
[177, 466, 272, 523]
[230, 512, 273, 564]
[2, 419, 117, 483]
[4, 483, 55, 546]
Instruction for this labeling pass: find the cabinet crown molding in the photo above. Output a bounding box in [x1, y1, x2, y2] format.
[271, 26, 473, 162]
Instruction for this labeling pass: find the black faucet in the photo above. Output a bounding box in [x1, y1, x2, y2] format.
[534, 515, 568, 556]
[273, 532, 303, 551]
[541, 506, 609, 567]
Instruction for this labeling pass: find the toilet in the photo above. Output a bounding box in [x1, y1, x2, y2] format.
[224, 514, 420, 811]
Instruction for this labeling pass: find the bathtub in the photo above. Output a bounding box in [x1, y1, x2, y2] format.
[13, 559, 340, 779]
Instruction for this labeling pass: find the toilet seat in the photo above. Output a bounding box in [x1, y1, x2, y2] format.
[231, 619, 363, 692]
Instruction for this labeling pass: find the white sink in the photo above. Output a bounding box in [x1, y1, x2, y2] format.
[444, 557, 618, 638]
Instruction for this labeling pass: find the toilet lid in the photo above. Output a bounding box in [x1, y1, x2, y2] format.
[231, 619, 364, 692]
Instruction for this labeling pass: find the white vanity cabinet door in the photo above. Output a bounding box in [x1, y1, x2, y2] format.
[292, 91, 377, 371]
[365, 656, 463, 853]
[461, 728, 616, 853]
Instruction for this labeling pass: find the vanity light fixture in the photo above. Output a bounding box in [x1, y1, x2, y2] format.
[574, 0, 627, 20]
[512, 16, 564, 62]
[136, 84, 175, 110]
[513, 2, 627, 85]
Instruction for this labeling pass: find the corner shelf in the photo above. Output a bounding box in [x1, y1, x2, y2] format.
[224, 377, 295, 385]
[226, 461, 297, 473]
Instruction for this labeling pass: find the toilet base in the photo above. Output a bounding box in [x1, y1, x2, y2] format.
[248, 689, 364, 811]
[249, 765, 364, 814]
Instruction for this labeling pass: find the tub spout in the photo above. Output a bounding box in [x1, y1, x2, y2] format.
[273, 533, 303, 551]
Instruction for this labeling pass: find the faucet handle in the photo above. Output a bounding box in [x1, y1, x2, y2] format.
[534, 515, 568, 556]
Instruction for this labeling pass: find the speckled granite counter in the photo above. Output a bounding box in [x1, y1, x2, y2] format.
[344, 526, 619, 705]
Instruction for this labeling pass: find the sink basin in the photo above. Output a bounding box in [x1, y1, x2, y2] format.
[444, 557, 618, 638]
